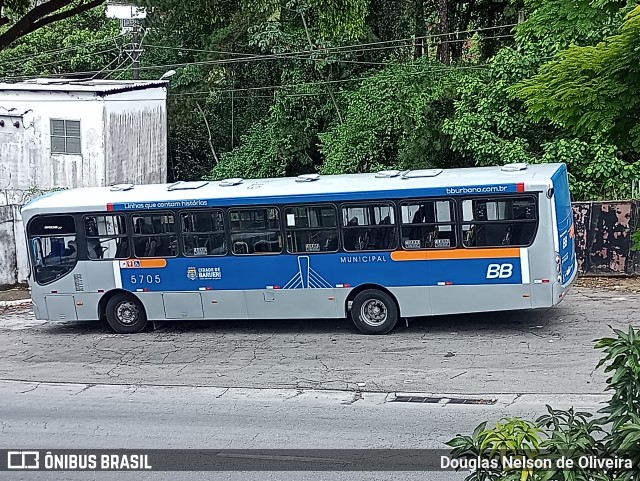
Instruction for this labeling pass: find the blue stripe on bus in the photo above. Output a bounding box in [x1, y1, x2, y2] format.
[119, 252, 523, 292]
[107, 184, 519, 211]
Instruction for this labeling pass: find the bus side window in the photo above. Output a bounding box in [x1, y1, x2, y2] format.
[84, 214, 129, 260]
[461, 197, 537, 247]
[284, 205, 338, 254]
[229, 207, 282, 255]
[181, 210, 226, 257]
[132, 213, 177, 258]
[400, 200, 456, 249]
[341, 204, 396, 251]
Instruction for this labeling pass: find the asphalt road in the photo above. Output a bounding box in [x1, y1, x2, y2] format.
[0, 381, 608, 481]
[0, 287, 634, 393]
[0, 286, 635, 480]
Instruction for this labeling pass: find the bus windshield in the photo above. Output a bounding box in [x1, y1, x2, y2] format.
[27, 215, 78, 285]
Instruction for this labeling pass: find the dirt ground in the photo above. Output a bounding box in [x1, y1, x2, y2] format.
[0, 287, 29, 302]
[574, 276, 640, 293]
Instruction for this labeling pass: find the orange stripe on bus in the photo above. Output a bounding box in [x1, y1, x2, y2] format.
[390, 248, 520, 261]
[138, 259, 168, 268]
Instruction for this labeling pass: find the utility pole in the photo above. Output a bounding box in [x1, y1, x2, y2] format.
[125, 23, 143, 80]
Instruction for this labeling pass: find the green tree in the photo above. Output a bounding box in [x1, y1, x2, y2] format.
[443, 0, 636, 200]
[516, 5, 640, 152]
[0, 0, 107, 51]
[0, 6, 120, 79]
[319, 60, 464, 174]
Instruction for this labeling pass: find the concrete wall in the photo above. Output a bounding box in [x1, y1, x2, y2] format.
[0, 204, 28, 286]
[104, 90, 167, 185]
[0, 91, 106, 204]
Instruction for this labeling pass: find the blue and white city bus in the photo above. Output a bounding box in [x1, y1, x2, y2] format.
[22, 163, 577, 334]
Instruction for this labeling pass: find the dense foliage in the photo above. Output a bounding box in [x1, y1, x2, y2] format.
[0, 6, 119, 79]
[0, 0, 638, 200]
[0, 0, 107, 51]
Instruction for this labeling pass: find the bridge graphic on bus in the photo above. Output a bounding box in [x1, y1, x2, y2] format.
[283, 256, 332, 289]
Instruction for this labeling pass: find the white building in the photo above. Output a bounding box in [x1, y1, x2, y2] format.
[0, 78, 168, 286]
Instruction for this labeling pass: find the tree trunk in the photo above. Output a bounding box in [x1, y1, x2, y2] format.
[437, 0, 451, 64]
[414, 0, 425, 59]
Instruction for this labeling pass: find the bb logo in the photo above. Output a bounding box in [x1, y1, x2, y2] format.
[186, 267, 197, 281]
[486, 263, 513, 279]
[8, 451, 39, 469]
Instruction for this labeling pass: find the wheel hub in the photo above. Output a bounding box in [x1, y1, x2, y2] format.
[360, 299, 388, 327]
[116, 301, 138, 325]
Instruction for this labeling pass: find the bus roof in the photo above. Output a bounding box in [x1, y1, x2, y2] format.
[22, 163, 565, 216]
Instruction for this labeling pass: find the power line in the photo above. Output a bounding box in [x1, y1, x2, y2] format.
[0, 22, 518, 83]
[2, 47, 121, 75]
[172, 64, 490, 97]
[126, 30, 517, 71]
[0, 32, 512, 81]
[142, 23, 517, 59]
[101, 56, 132, 80]
[0, 63, 490, 102]
[0, 34, 127, 68]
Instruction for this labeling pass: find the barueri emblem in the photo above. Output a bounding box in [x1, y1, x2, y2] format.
[186, 267, 197, 281]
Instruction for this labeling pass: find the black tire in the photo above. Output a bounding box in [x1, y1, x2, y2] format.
[350, 289, 398, 334]
[105, 293, 148, 334]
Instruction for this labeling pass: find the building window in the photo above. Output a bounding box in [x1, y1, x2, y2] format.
[229, 207, 282, 255]
[84, 214, 129, 259]
[51, 119, 81, 154]
[285, 205, 338, 253]
[341, 204, 397, 251]
[461, 197, 537, 247]
[401, 200, 457, 249]
[181, 210, 226, 256]
[132, 213, 178, 257]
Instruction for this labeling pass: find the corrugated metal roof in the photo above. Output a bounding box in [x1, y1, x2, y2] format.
[0, 78, 167, 95]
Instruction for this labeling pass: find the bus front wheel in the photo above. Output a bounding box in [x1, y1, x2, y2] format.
[105, 293, 148, 334]
[350, 289, 398, 335]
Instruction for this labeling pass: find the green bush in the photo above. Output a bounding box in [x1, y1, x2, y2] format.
[447, 326, 640, 481]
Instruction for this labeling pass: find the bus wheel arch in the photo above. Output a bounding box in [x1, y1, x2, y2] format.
[99, 290, 148, 334]
[345, 284, 400, 335]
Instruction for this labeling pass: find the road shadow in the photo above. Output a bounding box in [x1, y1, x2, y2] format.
[35, 304, 569, 337]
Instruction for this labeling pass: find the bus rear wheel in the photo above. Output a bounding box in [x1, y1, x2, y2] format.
[105, 293, 148, 334]
[350, 289, 398, 335]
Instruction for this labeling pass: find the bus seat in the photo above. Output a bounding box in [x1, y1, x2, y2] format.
[324, 235, 338, 251]
[115, 239, 128, 258]
[512, 222, 535, 245]
[146, 238, 157, 257]
[375, 228, 389, 250]
[344, 229, 359, 251]
[234, 241, 249, 254]
[254, 240, 270, 253]
[481, 224, 509, 246]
